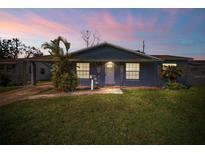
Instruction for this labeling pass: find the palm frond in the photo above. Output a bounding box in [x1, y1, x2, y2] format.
[41, 36, 71, 58]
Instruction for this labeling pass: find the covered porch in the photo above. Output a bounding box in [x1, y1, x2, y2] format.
[25, 55, 54, 86]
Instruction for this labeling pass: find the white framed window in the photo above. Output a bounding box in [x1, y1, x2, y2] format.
[76, 63, 90, 79]
[126, 63, 140, 79]
[162, 63, 177, 70]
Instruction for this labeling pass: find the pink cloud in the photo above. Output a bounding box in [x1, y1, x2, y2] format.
[85, 12, 157, 43]
[0, 11, 74, 40]
[85, 13, 134, 41]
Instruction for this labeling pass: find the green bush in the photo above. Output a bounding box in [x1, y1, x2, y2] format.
[162, 66, 183, 82]
[51, 66, 78, 92]
[165, 80, 187, 90]
[0, 73, 10, 86]
[62, 72, 78, 92]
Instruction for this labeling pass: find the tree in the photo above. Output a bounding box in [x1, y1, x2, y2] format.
[81, 29, 100, 47]
[21, 44, 43, 58]
[42, 36, 77, 91]
[0, 38, 22, 59]
[162, 66, 183, 82]
[0, 37, 42, 59]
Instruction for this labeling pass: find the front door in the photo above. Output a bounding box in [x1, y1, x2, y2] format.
[105, 62, 115, 85]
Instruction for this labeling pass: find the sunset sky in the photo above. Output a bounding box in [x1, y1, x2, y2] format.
[0, 8, 205, 59]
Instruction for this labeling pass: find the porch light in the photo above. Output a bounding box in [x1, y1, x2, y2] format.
[106, 61, 113, 68]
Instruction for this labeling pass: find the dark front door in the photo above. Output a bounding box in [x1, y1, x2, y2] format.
[105, 62, 115, 85]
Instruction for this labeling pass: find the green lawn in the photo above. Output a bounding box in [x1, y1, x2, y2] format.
[0, 87, 205, 144]
[0, 86, 21, 93]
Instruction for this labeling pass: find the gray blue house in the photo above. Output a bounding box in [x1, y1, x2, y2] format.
[70, 42, 162, 87]
[1, 42, 204, 87]
[26, 42, 205, 87]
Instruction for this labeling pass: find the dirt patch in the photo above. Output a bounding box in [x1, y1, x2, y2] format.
[28, 87, 123, 100]
[0, 83, 53, 106]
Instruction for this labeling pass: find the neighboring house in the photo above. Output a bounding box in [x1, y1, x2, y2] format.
[187, 60, 205, 86]
[0, 58, 51, 85]
[34, 62, 52, 81]
[0, 58, 27, 85]
[1, 42, 205, 87]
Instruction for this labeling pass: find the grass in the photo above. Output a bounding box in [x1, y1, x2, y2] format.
[0, 86, 21, 93]
[0, 86, 205, 144]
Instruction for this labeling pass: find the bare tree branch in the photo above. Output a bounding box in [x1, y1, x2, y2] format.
[81, 29, 101, 48]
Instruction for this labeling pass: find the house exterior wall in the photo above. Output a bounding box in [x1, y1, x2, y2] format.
[0, 61, 51, 85]
[187, 62, 205, 86]
[73, 44, 161, 87]
[0, 61, 30, 85]
[76, 61, 161, 87]
[35, 62, 51, 81]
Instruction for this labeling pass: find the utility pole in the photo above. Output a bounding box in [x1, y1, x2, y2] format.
[142, 40, 145, 53]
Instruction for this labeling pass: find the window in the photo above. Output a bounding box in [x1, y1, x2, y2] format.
[162, 63, 177, 70]
[126, 63, 140, 79]
[76, 63, 90, 79]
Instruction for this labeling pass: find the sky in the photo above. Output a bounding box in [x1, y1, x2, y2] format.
[0, 8, 205, 59]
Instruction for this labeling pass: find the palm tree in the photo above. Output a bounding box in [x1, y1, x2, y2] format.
[42, 36, 70, 58]
[41, 36, 77, 91]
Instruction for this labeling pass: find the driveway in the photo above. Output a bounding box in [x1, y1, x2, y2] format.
[28, 87, 123, 100]
[0, 83, 53, 107]
[0, 84, 123, 107]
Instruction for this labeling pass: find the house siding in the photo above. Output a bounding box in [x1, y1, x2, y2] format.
[35, 62, 51, 81]
[187, 62, 205, 86]
[121, 62, 161, 86]
[75, 61, 161, 87]
[77, 62, 105, 86]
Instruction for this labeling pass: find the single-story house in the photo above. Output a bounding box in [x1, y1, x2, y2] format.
[1, 42, 205, 87]
[25, 42, 204, 87]
[0, 58, 51, 85]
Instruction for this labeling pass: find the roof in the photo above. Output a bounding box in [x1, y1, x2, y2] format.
[26, 42, 161, 62]
[24, 43, 196, 62]
[151, 55, 193, 61]
[0, 58, 17, 64]
[26, 55, 54, 62]
[71, 42, 161, 61]
[188, 60, 205, 65]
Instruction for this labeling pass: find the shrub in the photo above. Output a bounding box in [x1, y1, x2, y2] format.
[162, 66, 183, 82]
[62, 72, 78, 92]
[165, 80, 187, 90]
[0, 73, 10, 86]
[51, 62, 78, 92]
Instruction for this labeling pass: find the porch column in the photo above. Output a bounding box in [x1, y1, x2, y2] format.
[31, 62, 36, 85]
